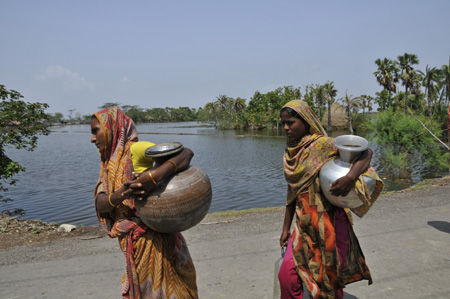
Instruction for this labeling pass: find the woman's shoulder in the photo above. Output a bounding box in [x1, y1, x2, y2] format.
[308, 135, 336, 153]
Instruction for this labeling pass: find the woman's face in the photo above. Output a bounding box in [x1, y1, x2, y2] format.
[90, 117, 107, 155]
[280, 110, 309, 144]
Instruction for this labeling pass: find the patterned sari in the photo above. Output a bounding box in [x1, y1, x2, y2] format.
[93, 107, 198, 299]
[282, 100, 384, 299]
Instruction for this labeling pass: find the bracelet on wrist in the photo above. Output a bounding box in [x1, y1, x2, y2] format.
[167, 160, 178, 173]
[108, 194, 119, 208]
[148, 170, 158, 185]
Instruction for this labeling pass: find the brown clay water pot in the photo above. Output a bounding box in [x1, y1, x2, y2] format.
[135, 142, 212, 233]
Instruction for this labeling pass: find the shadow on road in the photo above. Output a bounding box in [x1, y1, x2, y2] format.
[303, 290, 359, 298]
[427, 221, 450, 234]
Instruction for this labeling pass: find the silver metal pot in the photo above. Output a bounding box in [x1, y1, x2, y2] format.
[319, 135, 376, 208]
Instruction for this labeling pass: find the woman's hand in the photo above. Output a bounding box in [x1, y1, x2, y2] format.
[329, 148, 373, 197]
[280, 230, 291, 247]
[329, 174, 356, 197]
[121, 147, 195, 200]
[122, 171, 157, 200]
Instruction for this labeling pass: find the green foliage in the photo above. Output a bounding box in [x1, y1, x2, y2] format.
[0, 85, 50, 200]
[98, 102, 121, 109]
[369, 110, 448, 177]
[48, 112, 64, 123]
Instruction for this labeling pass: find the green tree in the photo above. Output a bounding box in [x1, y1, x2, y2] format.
[339, 92, 361, 134]
[397, 53, 420, 114]
[359, 95, 374, 114]
[375, 89, 392, 111]
[49, 112, 64, 124]
[303, 85, 316, 113]
[370, 109, 448, 177]
[98, 102, 121, 109]
[122, 105, 146, 122]
[313, 84, 326, 120]
[441, 58, 450, 106]
[374, 58, 399, 94]
[0, 85, 50, 204]
[323, 81, 337, 132]
[419, 65, 443, 120]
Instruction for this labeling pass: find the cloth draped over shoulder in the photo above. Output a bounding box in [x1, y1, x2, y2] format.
[282, 100, 384, 299]
[93, 107, 197, 299]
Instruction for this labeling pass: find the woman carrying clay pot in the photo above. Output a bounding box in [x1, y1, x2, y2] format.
[90, 107, 198, 299]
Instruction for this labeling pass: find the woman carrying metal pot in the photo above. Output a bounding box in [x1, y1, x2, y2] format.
[90, 107, 198, 299]
[278, 100, 383, 299]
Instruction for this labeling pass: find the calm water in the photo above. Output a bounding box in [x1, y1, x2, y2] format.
[2, 122, 446, 226]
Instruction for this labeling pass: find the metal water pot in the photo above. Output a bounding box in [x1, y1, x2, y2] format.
[319, 135, 376, 209]
[272, 247, 286, 299]
[135, 142, 212, 233]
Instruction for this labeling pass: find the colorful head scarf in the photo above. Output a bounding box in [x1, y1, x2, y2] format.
[93, 107, 138, 201]
[282, 100, 337, 204]
[282, 99, 327, 136]
[282, 100, 384, 217]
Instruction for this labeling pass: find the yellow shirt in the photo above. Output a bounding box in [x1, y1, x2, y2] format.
[130, 141, 155, 173]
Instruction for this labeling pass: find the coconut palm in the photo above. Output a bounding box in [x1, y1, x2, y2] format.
[215, 95, 233, 121]
[419, 65, 443, 119]
[204, 102, 218, 124]
[233, 97, 246, 122]
[313, 84, 326, 120]
[441, 58, 450, 106]
[323, 81, 337, 132]
[358, 95, 375, 114]
[339, 92, 361, 134]
[397, 53, 420, 114]
[374, 58, 399, 94]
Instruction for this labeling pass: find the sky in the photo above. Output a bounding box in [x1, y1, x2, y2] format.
[1, 0, 449, 116]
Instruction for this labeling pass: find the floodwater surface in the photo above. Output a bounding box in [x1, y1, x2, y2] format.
[2, 122, 445, 225]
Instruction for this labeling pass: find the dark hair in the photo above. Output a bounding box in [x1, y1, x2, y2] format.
[280, 106, 310, 131]
[280, 107, 302, 120]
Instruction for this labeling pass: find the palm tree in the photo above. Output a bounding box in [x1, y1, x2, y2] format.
[233, 97, 246, 122]
[397, 53, 420, 114]
[375, 89, 391, 111]
[215, 95, 233, 121]
[359, 94, 374, 114]
[323, 81, 337, 133]
[313, 84, 326, 120]
[441, 58, 450, 107]
[204, 102, 218, 124]
[419, 65, 443, 120]
[339, 92, 361, 134]
[374, 58, 399, 94]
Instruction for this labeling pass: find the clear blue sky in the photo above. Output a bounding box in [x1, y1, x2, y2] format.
[1, 0, 449, 116]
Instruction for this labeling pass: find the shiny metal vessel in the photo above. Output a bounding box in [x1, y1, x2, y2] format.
[319, 135, 376, 208]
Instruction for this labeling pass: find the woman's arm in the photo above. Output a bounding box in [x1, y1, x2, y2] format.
[124, 147, 194, 199]
[96, 185, 129, 214]
[329, 148, 373, 197]
[280, 201, 296, 247]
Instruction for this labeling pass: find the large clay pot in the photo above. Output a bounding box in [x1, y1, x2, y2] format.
[319, 135, 376, 209]
[135, 143, 212, 233]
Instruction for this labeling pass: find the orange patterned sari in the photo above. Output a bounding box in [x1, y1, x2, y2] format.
[282, 100, 383, 299]
[93, 107, 197, 299]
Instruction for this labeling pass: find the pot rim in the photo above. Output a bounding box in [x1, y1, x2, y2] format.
[334, 135, 368, 152]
